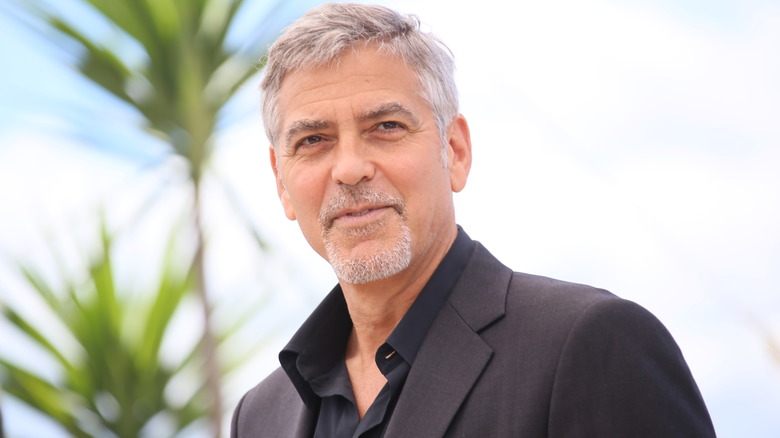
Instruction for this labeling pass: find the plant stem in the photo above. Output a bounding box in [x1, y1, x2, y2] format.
[192, 178, 223, 438]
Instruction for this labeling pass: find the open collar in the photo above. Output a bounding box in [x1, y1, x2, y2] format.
[385, 242, 512, 437]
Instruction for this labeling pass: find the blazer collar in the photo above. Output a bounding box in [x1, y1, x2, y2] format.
[385, 242, 512, 437]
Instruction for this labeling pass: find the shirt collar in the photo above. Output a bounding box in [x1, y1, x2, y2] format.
[279, 226, 475, 407]
[385, 227, 474, 364]
[279, 285, 351, 407]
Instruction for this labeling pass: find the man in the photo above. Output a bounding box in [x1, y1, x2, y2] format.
[232, 3, 716, 437]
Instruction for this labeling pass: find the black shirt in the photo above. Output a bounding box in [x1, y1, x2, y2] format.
[279, 228, 474, 437]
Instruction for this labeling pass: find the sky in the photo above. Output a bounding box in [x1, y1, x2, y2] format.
[1, 0, 779, 436]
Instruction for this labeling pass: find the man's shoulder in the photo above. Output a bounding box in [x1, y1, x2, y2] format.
[455, 241, 639, 331]
[244, 366, 296, 399]
[232, 367, 307, 436]
[493, 270, 682, 365]
[505, 270, 658, 328]
[508, 271, 617, 308]
[466, 240, 612, 297]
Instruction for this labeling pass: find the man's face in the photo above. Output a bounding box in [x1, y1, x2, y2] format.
[271, 46, 471, 284]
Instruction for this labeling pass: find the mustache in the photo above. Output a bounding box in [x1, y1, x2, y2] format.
[318, 186, 405, 228]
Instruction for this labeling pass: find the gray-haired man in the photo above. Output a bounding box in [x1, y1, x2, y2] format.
[232, 3, 715, 437]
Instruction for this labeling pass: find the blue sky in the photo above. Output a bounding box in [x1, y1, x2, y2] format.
[2, 0, 780, 436]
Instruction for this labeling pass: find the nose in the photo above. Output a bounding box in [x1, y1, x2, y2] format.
[331, 135, 375, 186]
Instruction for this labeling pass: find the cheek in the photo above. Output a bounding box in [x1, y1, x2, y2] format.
[394, 153, 447, 189]
[285, 168, 328, 222]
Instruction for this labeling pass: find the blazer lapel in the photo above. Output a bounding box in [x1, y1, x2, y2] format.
[385, 242, 512, 437]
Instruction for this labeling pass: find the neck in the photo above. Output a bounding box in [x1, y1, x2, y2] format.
[341, 226, 457, 360]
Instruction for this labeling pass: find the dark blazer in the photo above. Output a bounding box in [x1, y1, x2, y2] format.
[232, 242, 715, 437]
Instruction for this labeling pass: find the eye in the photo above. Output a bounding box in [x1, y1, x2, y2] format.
[289, 134, 328, 156]
[378, 121, 401, 130]
[299, 135, 322, 146]
[369, 120, 407, 142]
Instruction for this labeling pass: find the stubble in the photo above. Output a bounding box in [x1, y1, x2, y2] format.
[319, 187, 411, 284]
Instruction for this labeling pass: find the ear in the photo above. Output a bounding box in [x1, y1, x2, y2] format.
[446, 114, 472, 193]
[270, 146, 297, 221]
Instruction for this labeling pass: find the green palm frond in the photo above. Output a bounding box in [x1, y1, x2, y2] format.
[0, 1, 308, 436]
[4, 0, 285, 176]
[0, 221, 221, 437]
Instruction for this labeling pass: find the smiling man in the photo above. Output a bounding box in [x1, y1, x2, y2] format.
[231, 3, 715, 438]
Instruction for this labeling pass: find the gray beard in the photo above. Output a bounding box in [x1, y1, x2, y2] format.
[325, 223, 412, 284]
[319, 187, 411, 284]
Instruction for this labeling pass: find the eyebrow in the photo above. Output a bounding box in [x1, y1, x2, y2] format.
[282, 102, 422, 149]
[358, 102, 421, 126]
[284, 119, 331, 148]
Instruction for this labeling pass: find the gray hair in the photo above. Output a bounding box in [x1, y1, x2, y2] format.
[260, 3, 458, 151]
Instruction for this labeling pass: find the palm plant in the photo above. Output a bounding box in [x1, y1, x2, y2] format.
[1, 0, 309, 435]
[0, 221, 241, 437]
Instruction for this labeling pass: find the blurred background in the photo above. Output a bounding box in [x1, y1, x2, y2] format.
[1, 0, 778, 436]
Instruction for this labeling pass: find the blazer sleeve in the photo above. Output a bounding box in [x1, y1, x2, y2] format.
[547, 297, 716, 437]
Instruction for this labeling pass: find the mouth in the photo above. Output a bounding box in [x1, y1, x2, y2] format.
[330, 205, 394, 226]
[342, 206, 387, 218]
[318, 187, 405, 229]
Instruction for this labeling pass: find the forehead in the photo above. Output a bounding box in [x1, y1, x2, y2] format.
[276, 47, 427, 127]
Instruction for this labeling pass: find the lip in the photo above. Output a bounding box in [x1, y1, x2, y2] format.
[331, 204, 394, 226]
